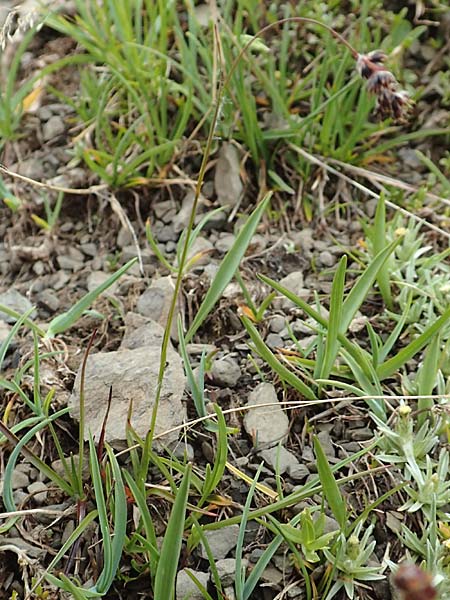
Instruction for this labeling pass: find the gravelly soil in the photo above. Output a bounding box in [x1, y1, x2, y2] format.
[0, 3, 449, 599]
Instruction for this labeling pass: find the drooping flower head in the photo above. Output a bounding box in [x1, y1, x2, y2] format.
[356, 51, 412, 122]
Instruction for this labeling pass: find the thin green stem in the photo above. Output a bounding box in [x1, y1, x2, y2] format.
[147, 23, 225, 446]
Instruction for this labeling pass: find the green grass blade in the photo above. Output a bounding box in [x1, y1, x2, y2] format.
[101, 445, 127, 593]
[88, 434, 112, 592]
[45, 257, 138, 338]
[154, 463, 192, 600]
[190, 518, 223, 596]
[0, 307, 36, 370]
[242, 316, 316, 400]
[341, 238, 400, 333]
[0, 304, 44, 336]
[372, 192, 393, 309]
[243, 533, 283, 599]
[236, 463, 264, 600]
[416, 333, 440, 427]
[378, 293, 412, 363]
[320, 255, 346, 381]
[258, 274, 375, 381]
[199, 405, 228, 505]
[314, 435, 347, 530]
[185, 192, 272, 343]
[122, 470, 159, 572]
[40, 509, 98, 590]
[377, 305, 450, 380]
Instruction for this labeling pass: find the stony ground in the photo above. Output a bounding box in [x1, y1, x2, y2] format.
[0, 2, 450, 600]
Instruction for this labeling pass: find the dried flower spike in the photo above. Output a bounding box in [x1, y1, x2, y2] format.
[394, 563, 437, 600]
[356, 50, 412, 122]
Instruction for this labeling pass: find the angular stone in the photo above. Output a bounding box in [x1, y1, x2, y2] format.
[136, 276, 180, 341]
[214, 143, 243, 208]
[69, 343, 186, 449]
[0, 288, 36, 323]
[210, 356, 241, 388]
[199, 525, 240, 560]
[243, 383, 289, 448]
[176, 569, 209, 600]
[258, 446, 310, 481]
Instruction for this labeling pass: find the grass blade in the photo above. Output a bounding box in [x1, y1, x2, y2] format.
[377, 305, 450, 380]
[371, 192, 393, 309]
[236, 463, 264, 600]
[314, 435, 347, 530]
[45, 257, 137, 338]
[242, 316, 316, 400]
[154, 463, 192, 600]
[341, 238, 400, 333]
[320, 255, 346, 381]
[185, 192, 272, 343]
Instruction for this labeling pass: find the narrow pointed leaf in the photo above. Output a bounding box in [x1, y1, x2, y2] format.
[185, 193, 272, 343]
[45, 258, 138, 338]
[154, 463, 192, 600]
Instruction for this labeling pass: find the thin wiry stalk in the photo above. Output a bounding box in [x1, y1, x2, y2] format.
[147, 23, 225, 445]
[113, 393, 449, 459]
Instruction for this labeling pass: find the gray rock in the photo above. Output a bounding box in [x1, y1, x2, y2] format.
[0, 288, 35, 323]
[49, 270, 70, 291]
[348, 427, 373, 441]
[273, 271, 307, 310]
[290, 228, 314, 252]
[269, 316, 285, 333]
[32, 261, 45, 276]
[117, 227, 133, 248]
[43, 115, 65, 141]
[210, 356, 241, 388]
[0, 320, 12, 346]
[16, 157, 46, 180]
[173, 191, 195, 233]
[319, 514, 340, 535]
[215, 233, 237, 254]
[80, 243, 97, 257]
[154, 200, 176, 222]
[199, 525, 239, 560]
[13, 490, 28, 506]
[57, 254, 84, 272]
[51, 453, 90, 481]
[136, 276, 180, 340]
[36, 289, 60, 313]
[316, 430, 335, 459]
[223, 587, 236, 600]
[87, 271, 119, 294]
[176, 569, 209, 599]
[27, 481, 48, 505]
[69, 343, 186, 449]
[119, 313, 165, 350]
[318, 250, 335, 268]
[215, 558, 242, 587]
[259, 446, 310, 481]
[214, 143, 243, 208]
[261, 565, 284, 586]
[121, 246, 153, 265]
[11, 467, 31, 490]
[177, 236, 214, 268]
[243, 383, 289, 448]
[157, 224, 177, 243]
[265, 333, 283, 349]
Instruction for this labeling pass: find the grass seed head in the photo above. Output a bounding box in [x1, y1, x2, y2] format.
[356, 50, 412, 122]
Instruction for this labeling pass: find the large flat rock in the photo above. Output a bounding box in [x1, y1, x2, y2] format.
[69, 336, 186, 449]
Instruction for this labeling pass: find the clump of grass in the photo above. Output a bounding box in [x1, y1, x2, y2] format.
[2, 4, 449, 599]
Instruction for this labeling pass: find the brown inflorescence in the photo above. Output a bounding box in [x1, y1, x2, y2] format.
[356, 50, 412, 121]
[394, 563, 437, 600]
